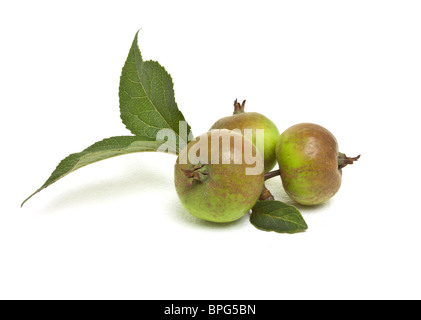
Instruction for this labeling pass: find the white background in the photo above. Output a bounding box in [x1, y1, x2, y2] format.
[1, 0, 420, 300]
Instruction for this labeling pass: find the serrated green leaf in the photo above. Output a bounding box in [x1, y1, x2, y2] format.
[119, 31, 192, 152]
[250, 200, 308, 234]
[21, 136, 168, 206]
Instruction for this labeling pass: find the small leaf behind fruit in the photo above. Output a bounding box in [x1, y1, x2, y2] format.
[119, 31, 192, 152]
[250, 200, 308, 234]
[21, 136, 167, 206]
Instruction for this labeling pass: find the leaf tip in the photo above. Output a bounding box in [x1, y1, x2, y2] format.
[21, 190, 38, 208]
[20, 196, 30, 208]
[134, 28, 142, 42]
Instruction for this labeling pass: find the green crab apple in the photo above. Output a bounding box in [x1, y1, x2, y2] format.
[174, 130, 264, 223]
[210, 99, 280, 172]
[275, 123, 359, 205]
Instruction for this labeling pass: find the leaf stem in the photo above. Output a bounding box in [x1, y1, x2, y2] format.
[264, 169, 281, 181]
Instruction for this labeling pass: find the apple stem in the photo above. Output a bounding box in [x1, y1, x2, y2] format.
[259, 184, 275, 201]
[264, 169, 281, 181]
[338, 153, 361, 170]
[233, 99, 246, 114]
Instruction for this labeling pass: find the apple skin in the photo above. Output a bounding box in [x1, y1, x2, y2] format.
[174, 130, 264, 223]
[276, 123, 342, 206]
[210, 112, 280, 172]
